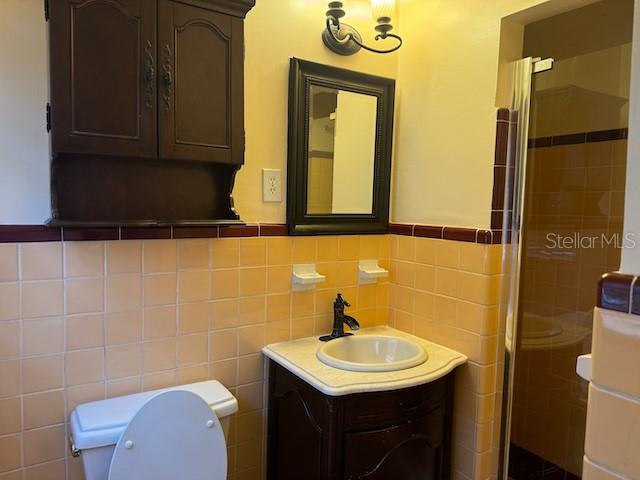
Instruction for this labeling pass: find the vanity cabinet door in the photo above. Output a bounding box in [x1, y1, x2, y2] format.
[343, 405, 447, 480]
[49, 0, 157, 158]
[157, 0, 245, 164]
[267, 362, 341, 480]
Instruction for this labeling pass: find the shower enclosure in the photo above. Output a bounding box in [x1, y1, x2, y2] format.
[499, 3, 632, 478]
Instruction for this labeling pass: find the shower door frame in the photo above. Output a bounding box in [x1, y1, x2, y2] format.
[498, 56, 554, 480]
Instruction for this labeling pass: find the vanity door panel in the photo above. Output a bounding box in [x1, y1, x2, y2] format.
[158, 0, 244, 164]
[343, 406, 447, 480]
[49, 0, 157, 158]
[267, 361, 342, 480]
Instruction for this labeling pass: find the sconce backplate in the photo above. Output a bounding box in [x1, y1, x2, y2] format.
[322, 22, 362, 56]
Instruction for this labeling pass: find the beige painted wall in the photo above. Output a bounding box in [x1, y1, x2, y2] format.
[237, 0, 398, 223]
[391, 0, 553, 229]
[0, 0, 398, 225]
[0, 0, 50, 224]
[4, 0, 637, 262]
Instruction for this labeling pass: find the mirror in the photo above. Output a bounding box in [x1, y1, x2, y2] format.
[307, 86, 377, 215]
[288, 59, 395, 235]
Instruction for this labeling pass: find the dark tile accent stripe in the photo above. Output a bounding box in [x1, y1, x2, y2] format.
[0, 223, 289, 242]
[259, 224, 289, 236]
[0, 222, 500, 245]
[529, 128, 628, 149]
[552, 132, 586, 146]
[490, 211, 504, 231]
[0, 225, 62, 243]
[389, 224, 502, 245]
[63, 227, 119, 241]
[497, 108, 510, 122]
[586, 128, 628, 142]
[219, 225, 259, 238]
[476, 230, 493, 244]
[597, 273, 635, 313]
[389, 223, 414, 236]
[121, 227, 172, 240]
[492, 166, 507, 210]
[413, 225, 442, 239]
[172, 226, 219, 239]
[632, 279, 640, 316]
[443, 227, 477, 242]
[494, 119, 509, 166]
[528, 136, 552, 149]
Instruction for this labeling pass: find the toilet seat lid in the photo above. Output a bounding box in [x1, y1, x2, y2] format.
[108, 390, 227, 480]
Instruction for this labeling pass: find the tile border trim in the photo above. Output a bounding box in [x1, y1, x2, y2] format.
[598, 272, 640, 315]
[492, 109, 516, 238]
[0, 222, 503, 244]
[528, 128, 628, 149]
[0, 223, 290, 242]
[389, 223, 501, 245]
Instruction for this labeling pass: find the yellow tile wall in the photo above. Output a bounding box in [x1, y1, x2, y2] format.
[388, 235, 504, 480]
[0, 235, 389, 480]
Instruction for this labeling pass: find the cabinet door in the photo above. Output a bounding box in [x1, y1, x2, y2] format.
[49, 0, 157, 158]
[158, 0, 244, 164]
[343, 406, 446, 480]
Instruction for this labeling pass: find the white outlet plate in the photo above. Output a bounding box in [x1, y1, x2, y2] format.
[262, 168, 282, 202]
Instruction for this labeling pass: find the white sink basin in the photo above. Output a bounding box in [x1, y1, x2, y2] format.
[316, 335, 428, 372]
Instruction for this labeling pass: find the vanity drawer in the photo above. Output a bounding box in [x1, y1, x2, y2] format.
[343, 377, 447, 431]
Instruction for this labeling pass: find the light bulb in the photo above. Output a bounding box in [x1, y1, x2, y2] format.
[371, 0, 395, 22]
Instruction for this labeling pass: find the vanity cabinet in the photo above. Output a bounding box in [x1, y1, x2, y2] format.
[47, 0, 253, 224]
[267, 362, 454, 480]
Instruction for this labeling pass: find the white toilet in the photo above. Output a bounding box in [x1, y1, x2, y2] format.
[69, 380, 237, 480]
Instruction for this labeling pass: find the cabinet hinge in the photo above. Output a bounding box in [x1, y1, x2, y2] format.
[44, 0, 50, 21]
[46, 103, 52, 132]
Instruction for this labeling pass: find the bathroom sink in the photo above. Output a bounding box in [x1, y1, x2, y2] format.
[316, 335, 428, 372]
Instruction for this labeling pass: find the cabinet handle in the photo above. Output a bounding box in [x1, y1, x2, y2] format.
[162, 44, 172, 112]
[143, 40, 155, 109]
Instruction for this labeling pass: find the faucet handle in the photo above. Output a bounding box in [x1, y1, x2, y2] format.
[335, 293, 351, 308]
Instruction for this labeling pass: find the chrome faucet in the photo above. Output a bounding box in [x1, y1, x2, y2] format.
[320, 293, 360, 342]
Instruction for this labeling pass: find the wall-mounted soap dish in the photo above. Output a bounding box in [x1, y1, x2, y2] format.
[292, 264, 326, 291]
[358, 259, 389, 285]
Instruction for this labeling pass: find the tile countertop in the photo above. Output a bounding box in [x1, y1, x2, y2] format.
[262, 326, 468, 396]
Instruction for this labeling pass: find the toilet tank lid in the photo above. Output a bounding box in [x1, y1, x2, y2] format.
[70, 380, 237, 450]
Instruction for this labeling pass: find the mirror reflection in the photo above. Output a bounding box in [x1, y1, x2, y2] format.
[306, 85, 378, 215]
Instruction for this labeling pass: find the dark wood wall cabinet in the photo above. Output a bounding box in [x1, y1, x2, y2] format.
[48, 0, 254, 226]
[267, 362, 454, 480]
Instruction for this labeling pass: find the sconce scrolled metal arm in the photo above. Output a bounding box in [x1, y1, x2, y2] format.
[322, 2, 403, 56]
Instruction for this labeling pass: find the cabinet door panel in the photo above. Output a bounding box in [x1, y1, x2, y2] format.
[50, 0, 156, 157]
[343, 406, 446, 480]
[158, 0, 244, 164]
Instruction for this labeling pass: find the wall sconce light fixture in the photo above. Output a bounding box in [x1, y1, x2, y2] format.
[322, 0, 402, 56]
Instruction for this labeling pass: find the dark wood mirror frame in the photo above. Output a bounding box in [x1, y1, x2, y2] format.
[287, 58, 395, 235]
